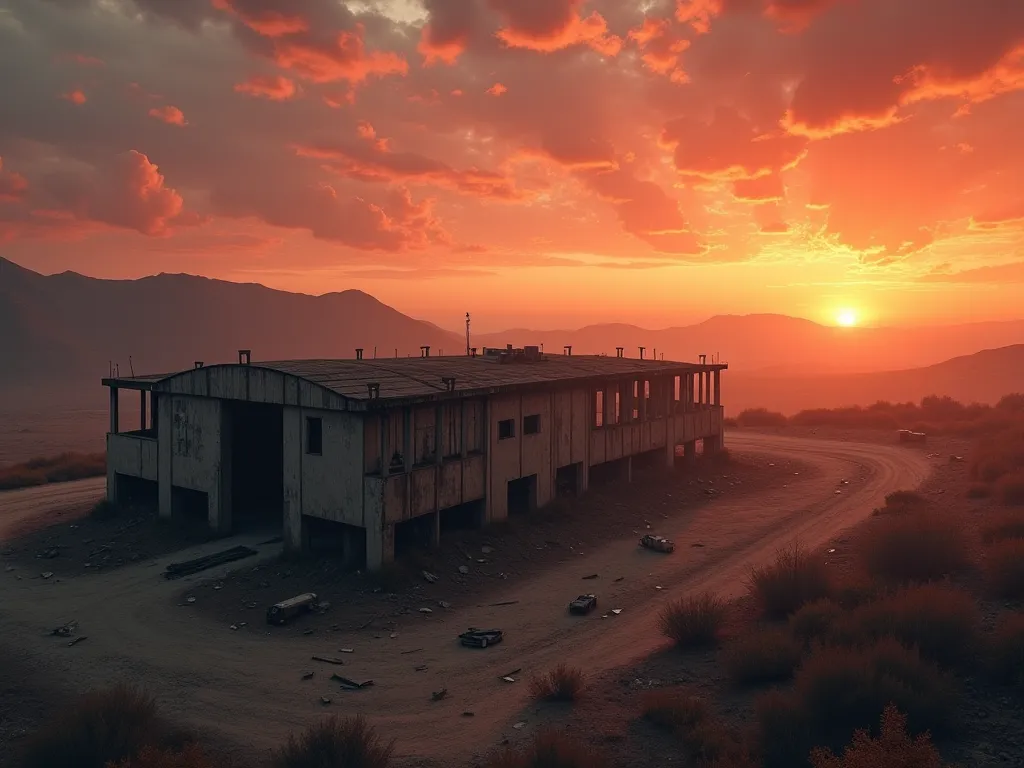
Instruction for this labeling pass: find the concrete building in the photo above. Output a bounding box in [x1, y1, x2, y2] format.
[103, 347, 727, 570]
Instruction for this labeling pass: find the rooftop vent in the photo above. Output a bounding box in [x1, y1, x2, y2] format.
[441, 376, 456, 392]
[639, 346, 646, 360]
[616, 347, 623, 358]
[698, 354, 707, 364]
[355, 348, 363, 360]
[470, 347, 478, 357]
[238, 349, 251, 365]
[421, 345, 431, 358]
[194, 361, 204, 369]
[564, 345, 572, 356]
[367, 382, 380, 399]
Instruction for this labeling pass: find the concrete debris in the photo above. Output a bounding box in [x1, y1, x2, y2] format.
[513, 722, 527, 730]
[414, 665, 428, 672]
[438, 601, 452, 610]
[458, 565, 469, 575]
[38, 548, 60, 560]
[302, 671, 314, 680]
[312, 656, 345, 665]
[389, 633, 398, 639]
[611, 609, 622, 615]
[41, 572, 54, 580]
[431, 688, 448, 701]
[316, 601, 331, 613]
[339, 648, 354, 654]
[422, 571, 438, 583]
[462, 711, 475, 717]
[419, 607, 433, 614]
[68, 637, 87, 647]
[185, 596, 196, 604]
[164, 546, 257, 580]
[51, 620, 78, 637]
[655, 586, 663, 590]
[502, 676, 516, 683]
[582, 574, 598, 580]
[320, 696, 332, 706]
[303, 629, 315, 635]
[331, 674, 374, 689]
[481, 546, 494, 554]
[213, 583, 223, 591]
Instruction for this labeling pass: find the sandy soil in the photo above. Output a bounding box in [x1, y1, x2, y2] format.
[0, 431, 931, 767]
[0, 477, 104, 540]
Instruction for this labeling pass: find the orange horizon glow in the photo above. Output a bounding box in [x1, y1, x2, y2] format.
[1, 0, 1023, 331]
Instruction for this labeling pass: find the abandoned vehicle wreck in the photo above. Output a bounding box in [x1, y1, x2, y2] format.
[102, 347, 727, 570]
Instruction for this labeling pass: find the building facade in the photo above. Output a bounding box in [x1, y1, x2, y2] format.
[103, 348, 727, 570]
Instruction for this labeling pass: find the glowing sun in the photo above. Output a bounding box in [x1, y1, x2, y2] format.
[836, 309, 859, 327]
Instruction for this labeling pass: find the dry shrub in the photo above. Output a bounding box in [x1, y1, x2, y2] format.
[736, 408, 788, 428]
[722, 628, 802, 685]
[529, 663, 585, 703]
[809, 705, 950, 768]
[996, 470, 1024, 506]
[758, 640, 958, 768]
[982, 510, 1024, 543]
[485, 729, 608, 768]
[882, 490, 928, 513]
[984, 539, 1024, 599]
[273, 716, 392, 768]
[111, 745, 212, 768]
[0, 451, 105, 490]
[642, 689, 710, 731]
[967, 483, 991, 499]
[659, 592, 726, 648]
[748, 542, 831, 619]
[971, 426, 1024, 483]
[831, 584, 979, 668]
[862, 512, 970, 584]
[790, 599, 844, 647]
[988, 612, 1024, 692]
[21, 685, 162, 768]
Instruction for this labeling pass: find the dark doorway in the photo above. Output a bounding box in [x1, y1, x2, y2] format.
[440, 500, 484, 533]
[305, 516, 366, 569]
[395, 513, 437, 556]
[555, 463, 581, 498]
[171, 486, 208, 525]
[507, 474, 537, 515]
[115, 474, 158, 509]
[229, 402, 284, 530]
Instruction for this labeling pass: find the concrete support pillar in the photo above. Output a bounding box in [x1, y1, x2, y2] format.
[283, 406, 304, 554]
[157, 394, 172, 521]
[106, 435, 119, 504]
[460, 400, 468, 459]
[703, 372, 709, 406]
[381, 414, 390, 478]
[639, 379, 648, 421]
[109, 386, 119, 434]
[366, 524, 395, 570]
[151, 393, 159, 436]
[714, 370, 721, 406]
[683, 440, 697, 468]
[213, 403, 232, 536]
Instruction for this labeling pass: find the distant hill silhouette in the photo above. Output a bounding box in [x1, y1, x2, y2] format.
[476, 314, 1024, 374]
[726, 345, 1024, 415]
[0, 257, 461, 389]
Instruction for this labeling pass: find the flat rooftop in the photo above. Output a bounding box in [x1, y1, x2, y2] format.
[103, 354, 727, 403]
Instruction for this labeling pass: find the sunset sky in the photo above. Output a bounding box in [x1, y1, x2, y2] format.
[1, 0, 1023, 332]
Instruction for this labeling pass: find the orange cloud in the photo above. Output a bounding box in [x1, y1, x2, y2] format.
[675, 0, 723, 34]
[627, 17, 691, 81]
[418, 0, 478, 65]
[211, 0, 309, 36]
[487, 82, 508, 96]
[0, 158, 29, 202]
[490, 0, 622, 56]
[233, 75, 298, 100]
[60, 90, 87, 105]
[148, 106, 187, 126]
[271, 31, 408, 83]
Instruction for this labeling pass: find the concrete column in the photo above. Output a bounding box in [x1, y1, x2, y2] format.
[483, 397, 493, 523]
[214, 403, 232, 536]
[366, 523, 395, 570]
[381, 413, 390, 478]
[109, 386, 119, 434]
[105, 434, 119, 504]
[282, 406, 304, 554]
[639, 379, 648, 421]
[714, 370, 721, 406]
[151, 393, 159, 436]
[460, 400, 468, 459]
[157, 395, 172, 521]
[683, 440, 697, 468]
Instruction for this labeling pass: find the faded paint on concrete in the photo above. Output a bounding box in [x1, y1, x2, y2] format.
[298, 409, 364, 527]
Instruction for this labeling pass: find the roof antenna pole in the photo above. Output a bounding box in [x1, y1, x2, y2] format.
[373, 346, 377, 359]
[128, 355, 135, 377]
[465, 312, 471, 356]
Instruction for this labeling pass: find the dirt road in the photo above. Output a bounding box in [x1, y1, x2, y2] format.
[0, 432, 931, 765]
[0, 477, 104, 540]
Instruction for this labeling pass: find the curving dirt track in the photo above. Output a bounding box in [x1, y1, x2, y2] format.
[0, 476, 104, 540]
[0, 432, 930, 765]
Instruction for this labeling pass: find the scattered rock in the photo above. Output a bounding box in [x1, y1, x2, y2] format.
[422, 570, 438, 584]
[458, 565, 469, 575]
[302, 671, 314, 680]
[419, 607, 433, 614]
[462, 711, 475, 717]
[481, 546, 493, 554]
[41, 572, 54, 580]
[320, 696, 332, 706]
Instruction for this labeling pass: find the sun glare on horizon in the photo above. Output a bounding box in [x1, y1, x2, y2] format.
[836, 309, 859, 327]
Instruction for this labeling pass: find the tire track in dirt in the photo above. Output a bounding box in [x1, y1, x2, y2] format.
[0, 433, 931, 765]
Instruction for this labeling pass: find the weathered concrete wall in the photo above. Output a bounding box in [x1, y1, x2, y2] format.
[591, 405, 725, 467]
[106, 433, 158, 483]
[298, 409, 364, 526]
[377, 455, 486, 524]
[520, 392, 553, 508]
[157, 365, 349, 411]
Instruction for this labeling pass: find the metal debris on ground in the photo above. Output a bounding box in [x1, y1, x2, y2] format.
[614, 577, 624, 582]
[41, 572, 54, 579]
[320, 696, 332, 706]
[302, 671, 314, 680]
[422, 571, 438, 583]
[401, 647, 424, 655]
[164, 546, 258, 580]
[414, 665, 428, 672]
[489, 600, 518, 607]
[331, 674, 374, 689]
[51, 621, 78, 637]
[582, 574, 598, 580]
[611, 609, 622, 615]
[312, 656, 345, 665]
[339, 648, 354, 654]
[462, 711, 475, 717]
[431, 688, 448, 701]
[68, 637, 87, 647]
[501, 676, 516, 683]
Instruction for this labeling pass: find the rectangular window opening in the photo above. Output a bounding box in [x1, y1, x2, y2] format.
[306, 416, 323, 455]
[524, 414, 541, 435]
[498, 418, 515, 440]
